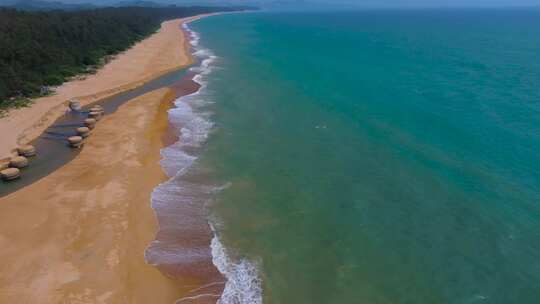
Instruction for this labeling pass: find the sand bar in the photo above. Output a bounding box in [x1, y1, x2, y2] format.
[0, 15, 206, 161]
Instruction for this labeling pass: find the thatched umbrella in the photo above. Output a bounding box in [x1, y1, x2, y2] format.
[69, 99, 82, 111]
[17, 145, 36, 157]
[68, 136, 83, 148]
[77, 127, 91, 138]
[0, 161, 9, 171]
[9, 156, 28, 168]
[1, 168, 20, 181]
[88, 111, 102, 121]
[84, 118, 96, 129]
[90, 106, 104, 114]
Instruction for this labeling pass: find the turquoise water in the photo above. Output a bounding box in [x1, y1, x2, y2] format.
[188, 9, 540, 303]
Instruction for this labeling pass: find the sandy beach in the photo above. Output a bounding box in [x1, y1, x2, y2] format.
[0, 88, 193, 303]
[0, 13, 223, 303]
[0, 15, 204, 161]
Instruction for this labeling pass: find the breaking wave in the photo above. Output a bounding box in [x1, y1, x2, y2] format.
[148, 21, 263, 304]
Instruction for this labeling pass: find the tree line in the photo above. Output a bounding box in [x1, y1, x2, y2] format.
[0, 6, 249, 106]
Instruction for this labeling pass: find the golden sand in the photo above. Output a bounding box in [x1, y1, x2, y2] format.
[0, 88, 197, 303]
[0, 13, 223, 303]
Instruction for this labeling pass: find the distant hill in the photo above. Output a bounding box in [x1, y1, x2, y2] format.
[113, 1, 164, 7]
[0, 0, 188, 11]
[2, 0, 97, 11]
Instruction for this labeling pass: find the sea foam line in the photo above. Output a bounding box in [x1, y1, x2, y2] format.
[211, 226, 263, 304]
[150, 21, 263, 304]
[184, 22, 263, 304]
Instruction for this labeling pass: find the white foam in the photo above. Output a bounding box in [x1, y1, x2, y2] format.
[184, 23, 201, 47]
[159, 83, 213, 176]
[149, 24, 264, 304]
[211, 231, 263, 304]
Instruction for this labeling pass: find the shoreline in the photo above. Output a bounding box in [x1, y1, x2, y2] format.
[0, 14, 212, 161]
[0, 13, 227, 303]
[147, 21, 230, 303]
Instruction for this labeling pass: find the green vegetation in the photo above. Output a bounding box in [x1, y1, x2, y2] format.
[0, 6, 250, 111]
[0, 97, 33, 118]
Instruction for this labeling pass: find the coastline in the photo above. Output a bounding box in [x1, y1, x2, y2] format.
[0, 13, 227, 303]
[0, 14, 210, 161]
[147, 23, 230, 303]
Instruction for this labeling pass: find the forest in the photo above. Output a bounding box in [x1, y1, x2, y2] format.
[0, 6, 248, 110]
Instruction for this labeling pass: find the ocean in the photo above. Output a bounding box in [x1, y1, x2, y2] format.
[156, 9, 540, 304]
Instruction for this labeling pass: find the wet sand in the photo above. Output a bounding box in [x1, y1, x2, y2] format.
[0, 15, 207, 161]
[149, 76, 227, 304]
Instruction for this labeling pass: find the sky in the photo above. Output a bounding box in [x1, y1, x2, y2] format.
[4, 0, 540, 8]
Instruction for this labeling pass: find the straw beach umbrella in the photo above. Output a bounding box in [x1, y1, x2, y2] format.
[69, 99, 82, 111]
[90, 106, 104, 113]
[77, 127, 91, 138]
[68, 136, 83, 148]
[88, 111, 102, 120]
[9, 156, 28, 168]
[17, 145, 36, 157]
[0, 168, 20, 181]
[84, 118, 96, 129]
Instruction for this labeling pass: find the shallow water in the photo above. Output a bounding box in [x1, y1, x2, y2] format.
[146, 26, 228, 304]
[183, 10, 540, 303]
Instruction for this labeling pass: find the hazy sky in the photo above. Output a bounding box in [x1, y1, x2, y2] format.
[6, 0, 540, 8]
